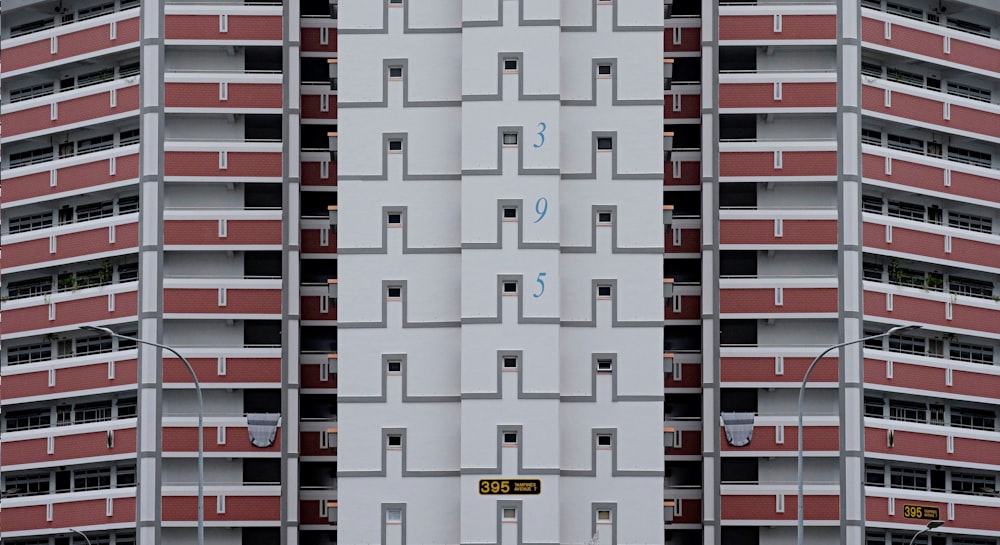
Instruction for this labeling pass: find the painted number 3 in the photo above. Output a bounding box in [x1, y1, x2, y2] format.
[533, 272, 546, 298]
[533, 122, 546, 148]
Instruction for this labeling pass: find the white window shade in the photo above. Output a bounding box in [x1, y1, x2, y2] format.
[720, 412, 756, 447]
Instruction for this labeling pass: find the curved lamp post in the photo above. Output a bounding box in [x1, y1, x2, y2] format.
[909, 521, 945, 545]
[80, 325, 204, 545]
[69, 528, 92, 545]
[796, 324, 920, 545]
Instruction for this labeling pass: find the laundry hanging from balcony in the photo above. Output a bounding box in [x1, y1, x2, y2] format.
[247, 413, 282, 448]
[720, 412, 756, 447]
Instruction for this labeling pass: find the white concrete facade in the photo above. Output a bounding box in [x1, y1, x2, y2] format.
[338, 1, 664, 543]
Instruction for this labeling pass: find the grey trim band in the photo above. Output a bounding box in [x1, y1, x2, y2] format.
[339, 428, 460, 477]
[460, 275, 559, 325]
[560, 429, 664, 477]
[461, 126, 560, 177]
[560, 279, 663, 327]
[560, 353, 664, 402]
[460, 350, 560, 400]
[461, 199, 560, 250]
[339, 206, 461, 254]
[561, 59, 662, 106]
[461, 53, 560, 102]
[560, 205, 662, 254]
[455, 500, 559, 545]
[338, 0, 461, 34]
[338, 59, 461, 108]
[462, 0, 560, 27]
[459, 425, 559, 475]
[339, 353, 461, 403]
[338, 133, 462, 181]
[561, 0, 664, 32]
[560, 132, 662, 180]
[338, 280, 462, 328]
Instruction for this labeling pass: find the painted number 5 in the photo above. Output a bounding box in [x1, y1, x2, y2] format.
[533, 122, 546, 148]
[534, 197, 548, 223]
[532, 272, 547, 298]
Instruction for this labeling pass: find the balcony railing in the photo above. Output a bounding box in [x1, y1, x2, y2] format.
[8, 0, 140, 39]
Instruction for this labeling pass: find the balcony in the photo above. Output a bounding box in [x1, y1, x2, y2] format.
[861, 78, 1000, 142]
[1, 80, 140, 141]
[160, 486, 281, 524]
[160, 346, 282, 386]
[721, 345, 839, 385]
[719, 276, 838, 317]
[163, 4, 282, 43]
[162, 210, 283, 248]
[1, 7, 140, 75]
[861, 9, 1000, 76]
[865, 486, 1000, 534]
[663, 26, 701, 54]
[164, 72, 283, 112]
[1, 216, 139, 272]
[161, 416, 282, 455]
[719, 208, 839, 248]
[163, 140, 282, 179]
[0, 284, 138, 336]
[721, 488, 839, 524]
[863, 348, 1000, 403]
[719, 71, 837, 111]
[0, 489, 137, 533]
[301, 21, 337, 54]
[719, 4, 837, 43]
[720, 415, 839, 453]
[1, 354, 138, 405]
[862, 147, 1000, 206]
[0, 146, 139, 206]
[719, 140, 838, 180]
[862, 214, 1000, 272]
[2, 421, 138, 468]
[162, 278, 283, 318]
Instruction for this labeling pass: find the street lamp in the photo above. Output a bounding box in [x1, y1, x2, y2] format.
[796, 324, 920, 545]
[69, 528, 92, 545]
[81, 325, 204, 545]
[909, 521, 945, 545]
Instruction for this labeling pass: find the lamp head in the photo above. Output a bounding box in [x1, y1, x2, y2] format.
[927, 521, 944, 530]
[79, 325, 112, 334]
[887, 324, 921, 335]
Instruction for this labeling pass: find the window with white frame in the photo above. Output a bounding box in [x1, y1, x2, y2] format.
[951, 406, 995, 431]
[950, 342, 994, 365]
[889, 466, 928, 490]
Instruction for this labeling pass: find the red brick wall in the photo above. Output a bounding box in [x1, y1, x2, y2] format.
[2, 222, 139, 269]
[302, 161, 337, 186]
[721, 426, 839, 452]
[2, 85, 135, 136]
[164, 151, 282, 177]
[162, 495, 280, 521]
[301, 431, 337, 457]
[720, 151, 837, 178]
[664, 228, 700, 253]
[302, 229, 338, 253]
[162, 357, 281, 384]
[0, 153, 139, 203]
[164, 15, 282, 40]
[1, 360, 138, 402]
[2, 17, 139, 72]
[720, 82, 836, 109]
[302, 365, 337, 389]
[722, 494, 838, 520]
[162, 427, 281, 454]
[163, 288, 281, 314]
[664, 430, 701, 456]
[721, 356, 838, 383]
[166, 82, 283, 109]
[1, 291, 138, 335]
[663, 27, 700, 52]
[719, 15, 836, 40]
[863, 85, 1000, 138]
[302, 296, 337, 321]
[163, 220, 282, 245]
[2, 428, 137, 466]
[664, 363, 700, 388]
[664, 161, 700, 186]
[302, 94, 339, 119]
[867, 495, 1000, 533]
[664, 94, 700, 119]
[862, 17, 1000, 73]
[720, 219, 837, 245]
[302, 27, 338, 53]
[1, 497, 136, 531]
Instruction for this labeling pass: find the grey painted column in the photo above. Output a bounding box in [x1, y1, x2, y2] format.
[699, 0, 720, 543]
[282, 1, 303, 543]
[836, 2, 867, 544]
[136, 1, 166, 543]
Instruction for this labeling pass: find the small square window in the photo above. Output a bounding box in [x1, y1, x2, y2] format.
[504, 59, 518, 71]
[503, 432, 518, 444]
[386, 509, 402, 522]
[503, 133, 518, 145]
[597, 434, 612, 447]
[389, 0, 403, 4]
[503, 356, 518, 369]
[388, 66, 403, 78]
[387, 286, 402, 298]
[503, 282, 518, 294]
[388, 139, 403, 151]
[502, 507, 517, 520]
[597, 285, 612, 297]
[503, 208, 518, 219]
[387, 434, 402, 447]
[597, 137, 613, 150]
[387, 213, 402, 224]
[598, 64, 612, 75]
[597, 211, 613, 224]
[597, 359, 613, 372]
[387, 361, 402, 373]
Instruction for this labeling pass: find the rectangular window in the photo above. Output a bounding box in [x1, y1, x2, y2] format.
[502, 356, 518, 369]
[951, 407, 995, 431]
[860, 62, 882, 79]
[886, 133, 924, 154]
[76, 335, 114, 356]
[597, 285, 612, 297]
[865, 464, 885, 486]
[596, 434, 612, 447]
[74, 401, 114, 424]
[888, 334, 925, 355]
[597, 137, 613, 150]
[387, 212, 402, 224]
[502, 133, 518, 145]
[888, 400, 926, 423]
[596, 509, 612, 521]
[117, 466, 136, 487]
[502, 207, 518, 219]
[597, 359, 613, 373]
[861, 195, 883, 213]
[5, 408, 51, 431]
[387, 286, 402, 298]
[889, 466, 928, 490]
[597, 211, 613, 224]
[503, 282, 518, 294]
[76, 200, 115, 222]
[117, 398, 138, 419]
[387, 435, 402, 447]
[949, 342, 994, 365]
[5, 472, 51, 497]
[886, 2, 923, 20]
[597, 64, 612, 75]
[864, 397, 885, 417]
[946, 17, 991, 38]
[10, 82, 55, 103]
[118, 263, 139, 282]
[947, 81, 991, 103]
[7, 343, 52, 365]
[503, 432, 518, 445]
[77, 134, 115, 155]
[388, 66, 403, 78]
[948, 146, 992, 168]
[7, 277, 54, 299]
[387, 360, 402, 373]
[73, 467, 112, 492]
[502, 507, 517, 520]
[118, 195, 140, 214]
[862, 262, 883, 281]
[386, 509, 402, 523]
[950, 471, 994, 495]
[887, 201, 925, 222]
[948, 212, 992, 234]
[9, 212, 54, 234]
[388, 139, 402, 151]
[886, 67, 924, 88]
[861, 129, 882, 146]
[949, 276, 993, 299]
[10, 147, 54, 168]
[504, 59, 518, 71]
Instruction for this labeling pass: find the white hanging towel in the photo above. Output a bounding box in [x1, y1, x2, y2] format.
[720, 412, 756, 447]
[247, 413, 282, 448]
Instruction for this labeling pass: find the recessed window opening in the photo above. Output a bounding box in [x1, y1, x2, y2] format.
[503, 207, 518, 219]
[597, 285, 612, 297]
[387, 212, 402, 225]
[503, 356, 518, 369]
[597, 137, 613, 150]
[386, 509, 402, 523]
[503, 133, 518, 145]
[503, 282, 518, 294]
[502, 507, 517, 520]
[503, 431, 518, 444]
[597, 509, 612, 521]
[387, 434, 402, 447]
[597, 434, 612, 447]
[597, 359, 613, 373]
[597, 211, 613, 224]
[598, 64, 612, 76]
[388, 139, 403, 151]
[387, 361, 402, 373]
[504, 59, 518, 71]
[387, 286, 402, 298]
[388, 66, 403, 78]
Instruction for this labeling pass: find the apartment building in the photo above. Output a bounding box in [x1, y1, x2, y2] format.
[1, 0, 998, 545]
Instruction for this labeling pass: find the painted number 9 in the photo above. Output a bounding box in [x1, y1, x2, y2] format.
[534, 197, 548, 223]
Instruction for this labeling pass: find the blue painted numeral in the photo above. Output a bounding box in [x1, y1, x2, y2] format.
[532, 272, 547, 298]
[533, 122, 546, 148]
[534, 197, 548, 223]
